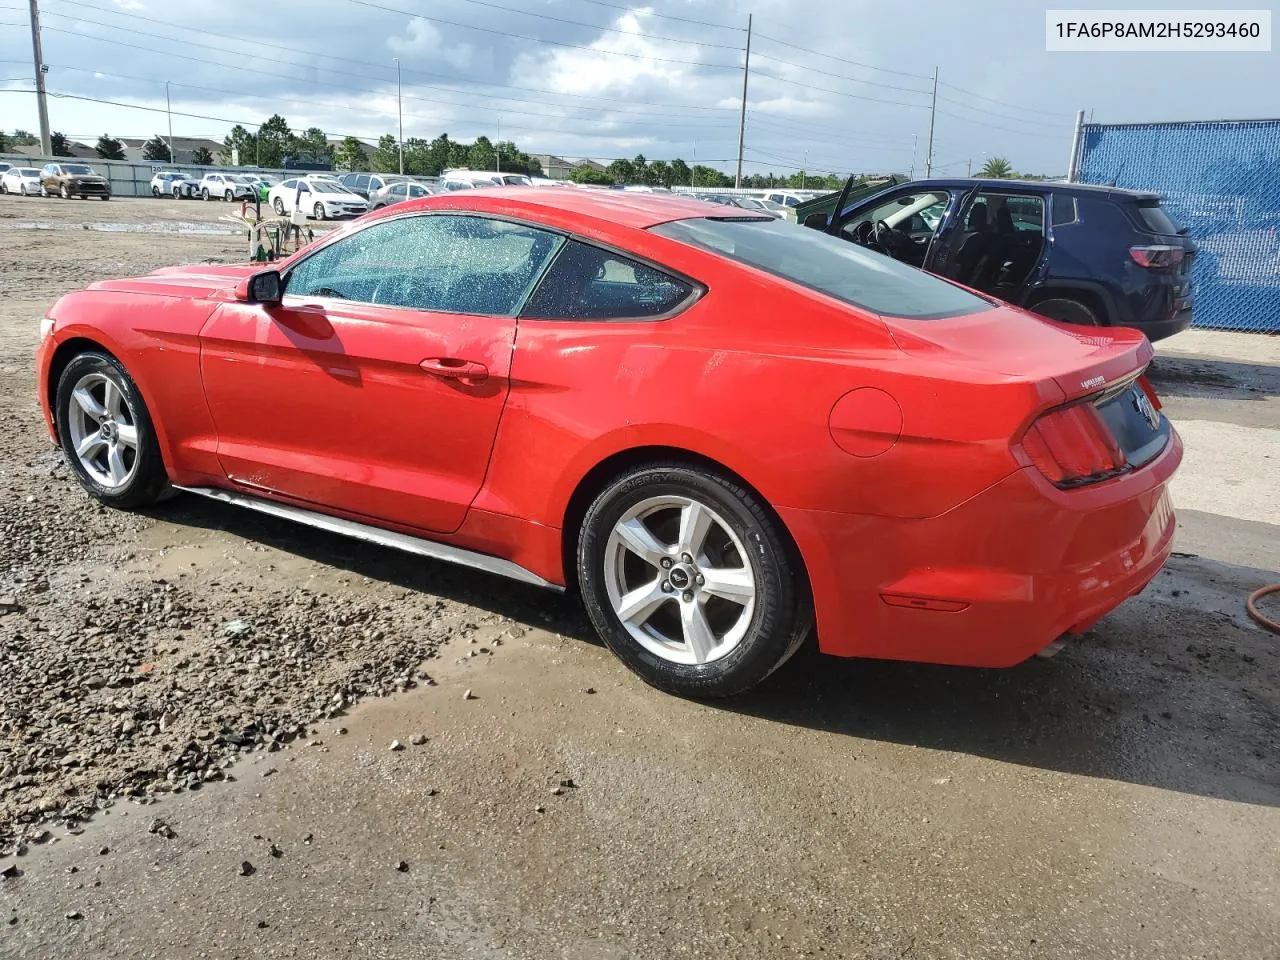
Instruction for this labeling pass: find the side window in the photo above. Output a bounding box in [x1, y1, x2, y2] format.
[521, 241, 693, 321]
[981, 193, 1045, 233]
[361, 175, 375, 190]
[846, 191, 950, 235]
[281, 179, 297, 189]
[285, 215, 563, 316]
[1051, 193, 1077, 226]
[389, 183, 407, 197]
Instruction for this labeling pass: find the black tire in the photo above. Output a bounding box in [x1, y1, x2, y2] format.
[0, 183, 7, 195]
[273, 198, 285, 215]
[61, 185, 70, 199]
[313, 202, 326, 221]
[577, 463, 810, 698]
[55, 351, 169, 509]
[100, 194, 110, 201]
[152, 186, 160, 197]
[225, 190, 234, 201]
[201, 188, 210, 201]
[1032, 297, 1100, 326]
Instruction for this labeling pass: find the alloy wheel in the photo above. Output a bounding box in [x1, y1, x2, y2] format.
[65, 372, 140, 490]
[603, 495, 757, 666]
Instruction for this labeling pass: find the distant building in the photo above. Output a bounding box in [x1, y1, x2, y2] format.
[72, 137, 225, 164]
[532, 155, 607, 179]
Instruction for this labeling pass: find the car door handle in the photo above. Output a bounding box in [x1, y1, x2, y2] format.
[419, 357, 489, 382]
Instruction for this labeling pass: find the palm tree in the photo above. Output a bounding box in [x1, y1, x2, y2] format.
[978, 157, 1015, 179]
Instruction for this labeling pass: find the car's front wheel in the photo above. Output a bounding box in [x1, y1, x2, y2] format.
[55, 351, 169, 509]
[225, 190, 234, 201]
[152, 186, 160, 197]
[201, 188, 210, 201]
[60, 185, 70, 199]
[273, 198, 285, 215]
[578, 464, 810, 698]
[313, 202, 326, 221]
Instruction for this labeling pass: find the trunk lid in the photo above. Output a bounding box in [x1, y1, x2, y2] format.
[883, 303, 1154, 404]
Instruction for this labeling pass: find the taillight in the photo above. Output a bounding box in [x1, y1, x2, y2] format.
[1018, 402, 1125, 487]
[1129, 244, 1184, 268]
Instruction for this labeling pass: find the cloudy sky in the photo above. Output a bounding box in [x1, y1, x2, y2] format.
[1, 0, 1275, 177]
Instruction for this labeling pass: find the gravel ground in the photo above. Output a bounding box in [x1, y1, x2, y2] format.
[1, 195, 1278, 958]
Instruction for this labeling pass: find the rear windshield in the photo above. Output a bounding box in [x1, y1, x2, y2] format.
[651, 217, 992, 320]
[1132, 200, 1180, 235]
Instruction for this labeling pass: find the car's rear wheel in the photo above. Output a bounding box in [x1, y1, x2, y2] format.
[313, 202, 326, 221]
[1032, 297, 1100, 326]
[578, 464, 810, 698]
[55, 352, 169, 509]
[60, 185, 70, 199]
[273, 198, 285, 215]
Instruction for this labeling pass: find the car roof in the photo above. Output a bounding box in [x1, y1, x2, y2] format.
[907, 177, 1159, 201]
[395, 187, 734, 229]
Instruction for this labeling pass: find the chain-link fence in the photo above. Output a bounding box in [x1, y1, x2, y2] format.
[1075, 119, 1280, 333]
[0, 154, 294, 198]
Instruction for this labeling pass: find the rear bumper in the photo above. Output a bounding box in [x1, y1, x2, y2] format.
[1128, 306, 1193, 342]
[781, 428, 1182, 667]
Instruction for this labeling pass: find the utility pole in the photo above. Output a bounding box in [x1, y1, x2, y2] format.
[1067, 109, 1085, 182]
[165, 81, 175, 164]
[802, 149, 807, 190]
[495, 118, 501, 173]
[734, 13, 752, 189]
[925, 66, 938, 177]
[909, 135, 917, 179]
[966, 158, 972, 177]
[28, 0, 52, 156]
[394, 58, 404, 175]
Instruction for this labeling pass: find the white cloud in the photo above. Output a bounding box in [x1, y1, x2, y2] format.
[388, 18, 474, 71]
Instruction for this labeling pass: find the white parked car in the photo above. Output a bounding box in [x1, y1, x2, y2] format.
[368, 179, 437, 210]
[268, 176, 369, 220]
[439, 169, 533, 190]
[150, 171, 200, 199]
[762, 190, 814, 209]
[199, 172, 255, 202]
[1, 165, 43, 196]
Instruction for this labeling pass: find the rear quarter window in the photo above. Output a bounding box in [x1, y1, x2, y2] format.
[521, 241, 693, 320]
[652, 217, 992, 321]
[1131, 201, 1181, 236]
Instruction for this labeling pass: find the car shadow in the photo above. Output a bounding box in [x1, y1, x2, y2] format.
[1147, 354, 1280, 402]
[151, 494, 1279, 809]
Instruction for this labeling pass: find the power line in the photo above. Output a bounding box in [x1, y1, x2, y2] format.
[934, 94, 1064, 129]
[934, 110, 1066, 140]
[40, 1, 740, 118]
[749, 52, 933, 95]
[415, 0, 745, 51]
[35, 23, 733, 129]
[345, 0, 743, 70]
[746, 67, 931, 110]
[573, 0, 743, 32]
[751, 32, 934, 81]
[938, 80, 1063, 118]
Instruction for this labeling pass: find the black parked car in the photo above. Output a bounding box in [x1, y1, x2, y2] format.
[807, 177, 1196, 341]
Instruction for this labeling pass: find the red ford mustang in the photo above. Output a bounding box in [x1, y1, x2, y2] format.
[36, 189, 1181, 697]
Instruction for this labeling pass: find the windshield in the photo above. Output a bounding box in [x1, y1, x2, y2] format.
[310, 180, 351, 194]
[19, 168, 40, 176]
[65, 165, 94, 175]
[651, 217, 993, 321]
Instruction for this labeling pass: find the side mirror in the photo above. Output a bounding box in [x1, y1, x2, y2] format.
[237, 269, 283, 305]
[803, 212, 829, 230]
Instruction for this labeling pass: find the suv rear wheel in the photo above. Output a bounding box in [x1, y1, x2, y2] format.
[1032, 297, 1100, 326]
[578, 463, 810, 698]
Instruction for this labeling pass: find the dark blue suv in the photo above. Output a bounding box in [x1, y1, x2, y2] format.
[810, 178, 1196, 341]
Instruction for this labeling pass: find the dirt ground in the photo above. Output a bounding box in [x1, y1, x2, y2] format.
[1, 195, 1278, 959]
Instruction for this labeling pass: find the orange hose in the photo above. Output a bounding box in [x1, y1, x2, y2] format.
[1247, 584, 1280, 634]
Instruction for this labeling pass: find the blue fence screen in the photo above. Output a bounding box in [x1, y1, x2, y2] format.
[1077, 119, 1280, 333]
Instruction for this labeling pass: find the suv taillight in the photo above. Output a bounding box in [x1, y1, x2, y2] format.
[1130, 244, 1185, 268]
[1018, 402, 1125, 487]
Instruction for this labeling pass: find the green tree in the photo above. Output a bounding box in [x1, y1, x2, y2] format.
[632, 153, 652, 185]
[570, 165, 613, 185]
[51, 131, 73, 157]
[11, 129, 40, 146]
[606, 158, 635, 184]
[219, 125, 256, 166]
[190, 147, 213, 165]
[978, 156, 1015, 179]
[369, 134, 400, 173]
[336, 136, 369, 172]
[467, 135, 495, 172]
[691, 164, 730, 188]
[255, 114, 293, 167]
[447, 140, 470, 168]
[142, 135, 171, 162]
[425, 133, 455, 175]
[495, 140, 541, 177]
[0, 131, 9, 153]
[296, 127, 334, 165]
[93, 134, 123, 160]
[669, 158, 691, 187]
[648, 159, 671, 188]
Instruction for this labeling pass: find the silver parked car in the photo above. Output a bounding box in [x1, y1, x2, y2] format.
[369, 180, 437, 209]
